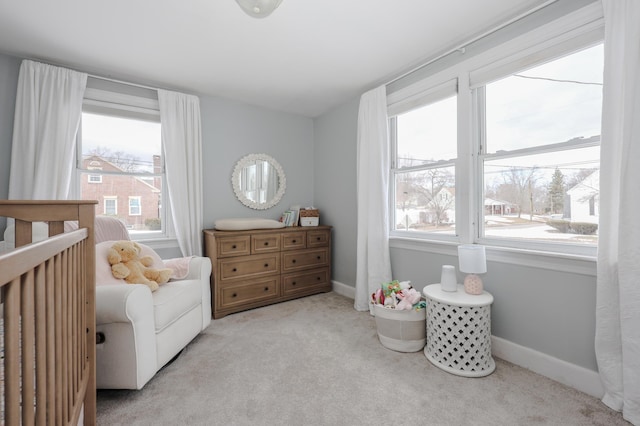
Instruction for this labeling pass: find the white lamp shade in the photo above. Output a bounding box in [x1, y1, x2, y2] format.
[458, 245, 487, 274]
[236, 0, 283, 18]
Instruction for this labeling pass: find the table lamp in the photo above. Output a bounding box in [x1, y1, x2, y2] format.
[458, 244, 486, 295]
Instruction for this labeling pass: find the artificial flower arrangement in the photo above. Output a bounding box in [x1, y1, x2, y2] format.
[371, 280, 426, 311]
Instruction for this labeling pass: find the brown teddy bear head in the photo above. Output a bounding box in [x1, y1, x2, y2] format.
[107, 240, 142, 264]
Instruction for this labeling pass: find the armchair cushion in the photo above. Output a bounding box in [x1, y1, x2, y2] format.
[152, 280, 202, 332]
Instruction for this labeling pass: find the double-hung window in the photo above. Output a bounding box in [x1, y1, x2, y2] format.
[388, 7, 603, 257]
[390, 80, 458, 240]
[477, 44, 603, 251]
[75, 79, 170, 240]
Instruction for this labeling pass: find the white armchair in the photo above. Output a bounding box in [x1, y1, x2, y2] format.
[3, 216, 212, 389]
[92, 217, 212, 390]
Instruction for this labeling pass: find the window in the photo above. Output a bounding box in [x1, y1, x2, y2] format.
[76, 83, 167, 239]
[87, 163, 102, 183]
[387, 13, 603, 256]
[391, 94, 457, 238]
[104, 197, 117, 215]
[479, 43, 603, 247]
[129, 196, 141, 216]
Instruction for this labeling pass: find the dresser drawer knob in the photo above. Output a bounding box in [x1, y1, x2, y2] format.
[232, 244, 237, 249]
[317, 237, 321, 241]
[232, 292, 237, 298]
[317, 276, 321, 280]
[264, 263, 269, 267]
[264, 287, 269, 291]
[264, 242, 269, 246]
[292, 281, 297, 286]
[292, 239, 297, 243]
[292, 259, 296, 263]
[317, 256, 321, 260]
[232, 268, 237, 272]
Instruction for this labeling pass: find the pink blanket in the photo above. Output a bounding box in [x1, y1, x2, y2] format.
[163, 256, 193, 280]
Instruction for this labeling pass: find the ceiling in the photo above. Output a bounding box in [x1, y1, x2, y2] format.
[0, 0, 548, 117]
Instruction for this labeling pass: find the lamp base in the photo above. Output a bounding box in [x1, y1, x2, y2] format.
[464, 274, 483, 295]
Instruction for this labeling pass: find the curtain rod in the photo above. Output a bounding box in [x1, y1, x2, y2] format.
[87, 73, 161, 92]
[384, 0, 559, 87]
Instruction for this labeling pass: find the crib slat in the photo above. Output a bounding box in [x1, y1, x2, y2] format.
[35, 262, 47, 426]
[4, 278, 21, 425]
[49, 220, 64, 237]
[15, 218, 33, 248]
[46, 258, 56, 425]
[21, 269, 36, 425]
[54, 253, 63, 425]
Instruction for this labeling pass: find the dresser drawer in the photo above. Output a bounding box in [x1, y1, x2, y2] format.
[217, 253, 280, 281]
[282, 268, 329, 295]
[252, 233, 281, 254]
[282, 231, 306, 251]
[216, 235, 251, 258]
[307, 230, 330, 248]
[204, 226, 332, 318]
[281, 248, 329, 272]
[218, 276, 280, 309]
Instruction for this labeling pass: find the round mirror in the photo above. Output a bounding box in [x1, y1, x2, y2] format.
[232, 153, 286, 210]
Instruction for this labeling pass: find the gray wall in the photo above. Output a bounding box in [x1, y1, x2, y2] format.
[0, 54, 20, 230]
[311, 0, 601, 373]
[0, 52, 315, 254]
[200, 96, 314, 230]
[313, 95, 599, 372]
[1, 32, 599, 373]
[313, 98, 359, 287]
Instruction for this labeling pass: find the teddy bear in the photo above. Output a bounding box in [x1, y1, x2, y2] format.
[107, 240, 173, 292]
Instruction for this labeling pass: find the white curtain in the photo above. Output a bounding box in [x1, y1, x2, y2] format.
[158, 90, 204, 257]
[8, 60, 87, 200]
[354, 85, 392, 311]
[595, 1, 640, 424]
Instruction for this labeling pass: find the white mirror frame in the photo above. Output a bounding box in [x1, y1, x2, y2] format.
[232, 153, 286, 210]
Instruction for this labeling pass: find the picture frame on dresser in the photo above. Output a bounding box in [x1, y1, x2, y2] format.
[203, 226, 332, 318]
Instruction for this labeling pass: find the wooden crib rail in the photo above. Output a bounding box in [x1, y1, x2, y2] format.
[0, 200, 97, 426]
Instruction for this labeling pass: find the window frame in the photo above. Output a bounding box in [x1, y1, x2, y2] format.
[103, 196, 117, 216]
[73, 85, 174, 243]
[386, 3, 604, 262]
[128, 196, 142, 216]
[389, 79, 459, 242]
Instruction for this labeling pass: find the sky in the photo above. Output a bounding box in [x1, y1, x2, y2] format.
[396, 42, 604, 184]
[81, 113, 161, 173]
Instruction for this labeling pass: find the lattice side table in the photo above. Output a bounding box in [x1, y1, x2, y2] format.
[423, 284, 495, 377]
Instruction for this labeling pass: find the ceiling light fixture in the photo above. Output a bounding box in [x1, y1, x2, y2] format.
[235, 0, 283, 18]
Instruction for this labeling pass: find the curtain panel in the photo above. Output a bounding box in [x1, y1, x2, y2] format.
[596, 1, 640, 424]
[158, 90, 204, 257]
[8, 60, 87, 200]
[354, 85, 392, 312]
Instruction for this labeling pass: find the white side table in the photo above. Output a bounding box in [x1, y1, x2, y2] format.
[423, 284, 495, 377]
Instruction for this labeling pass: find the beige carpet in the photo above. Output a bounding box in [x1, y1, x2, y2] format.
[97, 292, 628, 425]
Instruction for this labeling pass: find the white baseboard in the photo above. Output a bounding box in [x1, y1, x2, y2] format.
[491, 336, 604, 399]
[329, 281, 602, 398]
[332, 280, 355, 299]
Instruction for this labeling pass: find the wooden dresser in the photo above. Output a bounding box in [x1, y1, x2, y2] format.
[203, 226, 332, 318]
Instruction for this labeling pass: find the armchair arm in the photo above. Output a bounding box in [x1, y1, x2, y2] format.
[95, 284, 158, 389]
[189, 256, 212, 328]
[96, 284, 154, 324]
[164, 256, 212, 329]
[183, 256, 212, 281]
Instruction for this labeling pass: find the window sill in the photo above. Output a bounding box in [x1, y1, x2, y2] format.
[389, 236, 596, 276]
